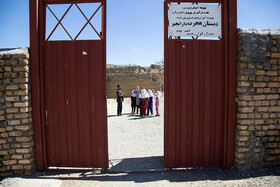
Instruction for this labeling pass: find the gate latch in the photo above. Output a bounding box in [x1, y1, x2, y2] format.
[45, 110, 48, 125]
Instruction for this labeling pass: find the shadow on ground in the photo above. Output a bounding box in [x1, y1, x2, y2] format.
[107, 113, 132, 118]
[109, 156, 164, 171]
[4, 160, 279, 184]
[108, 113, 158, 120]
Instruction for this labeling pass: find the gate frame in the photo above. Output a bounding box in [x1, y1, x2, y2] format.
[164, 0, 237, 169]
[31, 0, 236, 171]
[30, 0, 107, 171]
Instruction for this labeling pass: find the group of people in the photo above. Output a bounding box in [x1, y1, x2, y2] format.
[131, 86, 161, 118]
[116, 85, 161, 118]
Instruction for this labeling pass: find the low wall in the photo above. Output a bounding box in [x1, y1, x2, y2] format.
[0, 28, 280, 177]
[235, 29, 280, 169]
[0, 48, 35, 177]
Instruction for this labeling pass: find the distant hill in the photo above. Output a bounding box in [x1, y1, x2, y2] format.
[107, 64, 164, 98]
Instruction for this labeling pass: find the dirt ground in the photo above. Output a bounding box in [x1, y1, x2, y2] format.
[1, 96, 280, 186]
[107, 95, 164, 171]
[1, 166, 280, 187]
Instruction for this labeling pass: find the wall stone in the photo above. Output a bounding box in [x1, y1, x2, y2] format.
[0, 48, 35, 177]
[235, 29, 280, 169]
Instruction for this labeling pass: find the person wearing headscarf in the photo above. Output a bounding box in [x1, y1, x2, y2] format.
[143, 89, 149, 118]
[153, 89, 161, 116]
[131, 90, 137, 114]
[147, 89, 154, 116]
[139, 89, 145, 117]
[135, 86, 140, 114]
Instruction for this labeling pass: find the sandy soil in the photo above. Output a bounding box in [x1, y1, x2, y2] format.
[107, 96, 164, 171]
[2, 167, 280, 187]
[1, 96, 280, 186]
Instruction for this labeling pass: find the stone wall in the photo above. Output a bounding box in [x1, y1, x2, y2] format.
[235, 29, 280, 169]
[107, 64, 164, 98]
[0, 48, 35, 177]
[1, 29, 280, 177]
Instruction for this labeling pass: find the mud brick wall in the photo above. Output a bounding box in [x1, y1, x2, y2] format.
[235, 29, 280, 169]
[107, 64, 164, 98]
[0, 48, 35, 177]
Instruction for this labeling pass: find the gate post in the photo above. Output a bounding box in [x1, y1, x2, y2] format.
[226, 0, 237, 169]
[29, 0, 44, 171]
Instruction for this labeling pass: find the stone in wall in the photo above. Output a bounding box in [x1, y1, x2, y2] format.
[240, 29, 273, 64]
[236, 29, 280, 169]
[0, 48, 35, 177]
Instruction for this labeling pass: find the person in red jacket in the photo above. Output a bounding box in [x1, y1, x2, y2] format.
[143, 89, 149, 118]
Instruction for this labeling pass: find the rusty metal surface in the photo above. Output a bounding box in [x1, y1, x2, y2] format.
[164, 0, 236, 169]
[39, 0, 108, 169]
[43, 41, 108, 168]
[31, 0, 108, 171]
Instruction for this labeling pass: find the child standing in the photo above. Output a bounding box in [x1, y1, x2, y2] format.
[139, 90, 145, 117]
[131, 90, 137, 114]
[147, 89, 153, 116]
[136, 86, 140, 114]
[153, 89, 161, 116]
[143, 89, 149, 118]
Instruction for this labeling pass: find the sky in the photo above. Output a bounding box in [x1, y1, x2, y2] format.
[0, 0, 280, 66]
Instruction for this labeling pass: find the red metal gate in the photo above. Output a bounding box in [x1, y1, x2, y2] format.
[164, 0, 237, 169]
[30, 0, 236, 171]
[30, 0, 108, 169]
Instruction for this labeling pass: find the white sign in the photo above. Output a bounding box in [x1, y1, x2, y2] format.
[168, 4, 222, 38]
